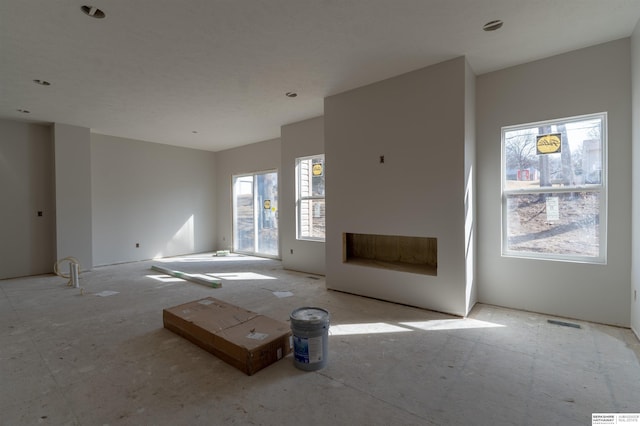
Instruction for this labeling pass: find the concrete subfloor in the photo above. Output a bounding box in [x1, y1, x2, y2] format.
[2, 253, 640, 426]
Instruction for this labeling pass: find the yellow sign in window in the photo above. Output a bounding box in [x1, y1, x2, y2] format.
[536, 133, 561, 155]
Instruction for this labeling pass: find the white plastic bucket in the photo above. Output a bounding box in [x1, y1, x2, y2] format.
[290, 307, 330, 371]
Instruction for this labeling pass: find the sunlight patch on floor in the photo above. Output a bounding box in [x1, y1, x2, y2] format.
[146, 271, 276, 283]
[206, 272, 276, 280]
[330, 322, 413, 336]
[153, 253, 271, 263]
[400, 318, 506, 331]
[329, 318, 505, 336]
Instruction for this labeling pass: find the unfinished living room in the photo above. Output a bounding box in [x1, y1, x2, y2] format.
[2, 1, 640, 425]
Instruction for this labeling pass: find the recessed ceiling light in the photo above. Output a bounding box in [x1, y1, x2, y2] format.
[285, 92, 298, 98]
[17, 109, 30, 114]
[81, 5, 106, 19]
[483, 20, 503, 32]
[33, 79, 51, 86]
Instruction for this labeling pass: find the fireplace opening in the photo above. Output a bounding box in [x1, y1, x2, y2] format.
[343, 233, 437, 276]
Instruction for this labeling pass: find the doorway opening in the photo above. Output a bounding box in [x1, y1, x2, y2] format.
[232, 170, 279, 257]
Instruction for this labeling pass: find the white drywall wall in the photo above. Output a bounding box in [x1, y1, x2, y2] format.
[54, 123, 93, 270]
[214, 138, 281, 255]
[477, 39, 632, 326]
[91, 134, 217, 265]
[325, 57, 470, 316]
[632, 22, 640, 338]
[464, 61, 477, 314]
[280, 116, 325, 275]
[0, 119, 55, 279]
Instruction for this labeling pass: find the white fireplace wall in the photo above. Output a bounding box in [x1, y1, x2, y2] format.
[325, 57, 473, 316]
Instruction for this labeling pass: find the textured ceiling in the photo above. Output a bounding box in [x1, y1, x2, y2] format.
[1, 0, 639, 152]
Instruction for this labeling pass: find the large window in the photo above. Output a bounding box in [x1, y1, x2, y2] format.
[296, 155, 325, 241]
[501, 113, 607, 263]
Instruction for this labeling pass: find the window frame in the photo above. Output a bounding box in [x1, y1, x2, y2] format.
[501, 112, 608, 264]
[296, 154, 325, 242]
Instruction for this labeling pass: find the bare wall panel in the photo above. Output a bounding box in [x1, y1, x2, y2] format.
[91, 134, 217, 266]
[631, 24, 640, 336]
[0, 119, 55, 278]
[281, 116, 325, 275]
[54, 123, 93, 271]
[477, 39, 632, 326]
[325, 57, 471, 316]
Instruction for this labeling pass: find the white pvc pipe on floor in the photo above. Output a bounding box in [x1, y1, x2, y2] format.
[70, 262, 79, 288]
[150, 265, 222, 288]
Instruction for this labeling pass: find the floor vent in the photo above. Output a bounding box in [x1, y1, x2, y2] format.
[547, 319, 581, 329]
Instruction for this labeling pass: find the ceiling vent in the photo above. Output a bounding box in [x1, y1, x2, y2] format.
[483, 20, 503, 31]
[81, 5, 106, 19]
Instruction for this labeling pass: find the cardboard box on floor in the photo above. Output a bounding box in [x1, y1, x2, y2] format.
[163, 297, 292, 375]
